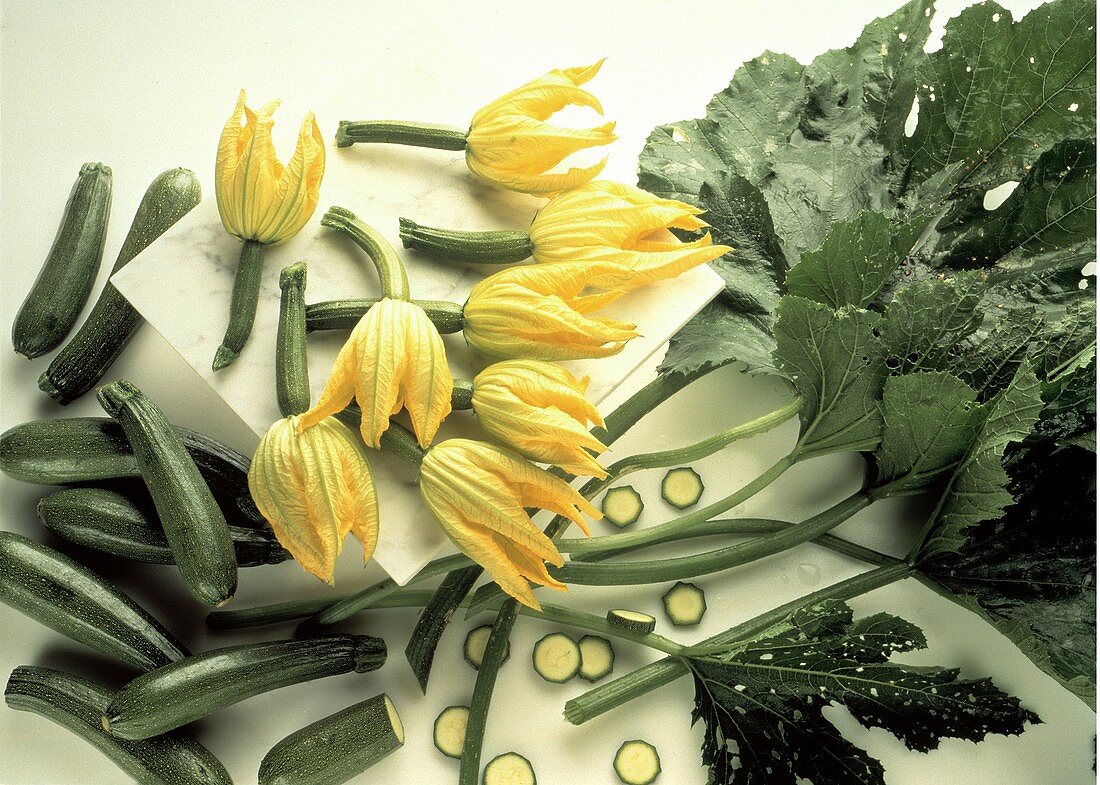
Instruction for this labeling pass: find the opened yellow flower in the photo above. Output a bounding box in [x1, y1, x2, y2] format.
[420, 439, 598, 609]
[248, 415, 377, 584]
[299, 298, 453, 448]
[472, 361, 607, 477]
[463, 261, 639, 360]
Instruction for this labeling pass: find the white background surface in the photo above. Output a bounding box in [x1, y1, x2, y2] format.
[0, 2, 1094, 785]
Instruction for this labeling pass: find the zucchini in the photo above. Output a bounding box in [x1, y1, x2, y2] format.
[103, 634, 387, 740]
[464, 624, 512, 670]
[660, 467, 704, 510]
[433, 705, 470, 759]
[5, 665, 231, 785]
[577, 635, 615, 683]
[258, 693, 404, 785]
[39, 167, 202, 404]
[661, 581, 707, 626]
[613, 740, 661, 785]
[483, 752, 536, 785]
[531, 632, 581, 683]
[13, 162, 113, 358]
[0, 531, 188, 671]
[98, 381, 237, 607]
[37, 487, 289, 567]
[305, 298, 465, 334]
[602, 486, 643, 528]
[276, 261, 311, 417]
[606, 610, 656, 635]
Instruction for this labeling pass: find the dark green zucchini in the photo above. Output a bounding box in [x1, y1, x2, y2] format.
[5, 665, 232, 785]
[37, 487, 289, 567]
[276, 261, 311, 417]
[0, 531, 188, 671]
[305, 298, 464, 333]
[103, 635, 387, 740]
[13, 162, 113, 358]
[39, 168, 202, 404]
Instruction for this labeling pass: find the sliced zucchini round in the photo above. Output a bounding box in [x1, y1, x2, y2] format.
[660, 467, 704, 510]
[606, 610, 656, 635]
[483, 752, 536, 785]
[577, 635, 615, 683]
[464, 623, 511, 670]
[602, 486, 643, 528]
[661, 581, 707, 626]
[613, 739, 661, 785]
[531, 632, 581, 683]
[433, 705, 469, 759]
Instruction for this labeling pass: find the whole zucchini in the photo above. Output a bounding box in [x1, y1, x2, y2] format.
[103, 635, 388, 740]
[98, 380, 237, 607]
[5, 665, 232, 785]
[13, 162, 113, 358]
[40, 168, 202, 404]
[0, 531, 189, 671]
[38, 487, 290, 567]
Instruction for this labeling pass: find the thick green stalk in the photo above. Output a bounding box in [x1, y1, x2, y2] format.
[305, 298, 465, 333]
[213, 239, 266, 371]
[451, 380, 474, 410]
[321, 206, 409, 300]
[276, 262, 310, 417]
[459, 601, 517, 785]
[398, 218, 533, 264]
[336, 121, 468, 150]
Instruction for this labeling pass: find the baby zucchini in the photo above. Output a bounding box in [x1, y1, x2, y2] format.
[98, 381, 237, 607]
[0, 531, 188, 671]
[531, 632, 581, 683]
[13, 162, 113, 359]
[614, 740, 661, 785]
[433, 705, 470, 759]
[258, 693, 404, 785]
[464, 624, 512, 670]
[660, 467, 704, 510]
[103, 634, 387, 740]
[606, 610, 657, 635]
[661, 581, 707, 626]
[577, 635, 615, 683]
[602, 486, 643, 528]
[39, 167, 202, 404]
[484, 752, 536, 785]
[5, 665, 231, 785]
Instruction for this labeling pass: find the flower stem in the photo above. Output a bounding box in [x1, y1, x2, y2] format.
[398, 218, 533, 264]
[213, 239, 266, 371]
[335, 404, 425, 465]
[321, 206, 410, 300]
[305, 298, 464, 333]
[451, 379, 474, 410]
[460, 601, 517, 785]
[336, 120, 468, 151]
[276, 262, 310, 417]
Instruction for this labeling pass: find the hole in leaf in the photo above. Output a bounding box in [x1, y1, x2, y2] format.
[983, 181, 1019, 210]
[903, 97, 919, 137]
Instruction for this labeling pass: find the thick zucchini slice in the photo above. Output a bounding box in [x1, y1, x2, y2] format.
[433, 705, 470, 759]
[258, 693, 404, 785]
[464, 624, 512, 670]
[577, 635, 615, 683]
[613, 740, 661, 785]
[483, 752, 536, 785]
[606, 610, 657, 635]
[661, 581, 707, 626]
[660, 467, 704, 509]
[531, 632, 581, 683]
[602, 486, 643, 528]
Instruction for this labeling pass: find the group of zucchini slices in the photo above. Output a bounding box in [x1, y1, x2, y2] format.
[601, 466, 704, 528]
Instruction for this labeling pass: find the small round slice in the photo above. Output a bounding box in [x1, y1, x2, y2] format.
[602, 486, 643, 528]
[577, 635, 615, 682]
[614, 740, 661, 785]
[660, 467, 704, 509]
[606, 610, 656, 635]
[483, 752, 536, 785]
[465, 624, 512, 670]
[433, 705, 469, 759]
[531, 632, 581, 683]
[661, 581, 707, 626]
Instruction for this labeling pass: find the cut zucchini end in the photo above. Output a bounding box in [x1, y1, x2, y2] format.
[464, 624, 511, 670]
[383, 694, 405, 745]
[577, 635, 615, 683]
[601, 486, 643, 528]
[484, 752, 536, 785]
[660, 467, 704, 510]
[433, 705, 470, 759]
[661, 581, 708, 626]
[531, 632, 581, 683]
[606, 610, 657, 635]
[614, 740, 661, 785]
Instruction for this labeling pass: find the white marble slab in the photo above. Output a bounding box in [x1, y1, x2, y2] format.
[112, 27, 723, 584]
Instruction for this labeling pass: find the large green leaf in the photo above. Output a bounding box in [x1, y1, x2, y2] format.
[880, 272, 987, 374]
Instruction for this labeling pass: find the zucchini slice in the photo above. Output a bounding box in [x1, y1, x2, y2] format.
[531, 632, 581, 683]
[606, 610, 656, 635]
[259, 693, 404, 785]
[577, 635, 615, 683]
[602, 486, 643, 528]
[464, 624, 511, 670]
[483, 752, 536, 785]
[660, 467, 704, 510]
[661, 581, 707, 626]
[433, 705, 469, 759]
[613, 740, 661, 785]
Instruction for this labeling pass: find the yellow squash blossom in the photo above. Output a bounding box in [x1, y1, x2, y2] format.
[420, 439, 598, 609]
[248, 415, 378, 584]
[472, 360, 608, 477]
[529, 180, 732, 287]
[463, 261, 639, 360]
[465, 61, 617, 195]
[299, 298, 453, 448]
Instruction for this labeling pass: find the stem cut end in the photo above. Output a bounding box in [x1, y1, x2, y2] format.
[212, 344, 239, 372]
